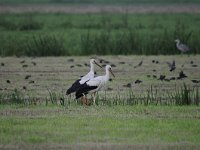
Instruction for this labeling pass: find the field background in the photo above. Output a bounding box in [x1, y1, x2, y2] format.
[0, 0, 200, 149]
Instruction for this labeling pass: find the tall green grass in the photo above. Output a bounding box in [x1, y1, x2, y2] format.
[1, 13, 200, 56]
[0, 84, 199, 106]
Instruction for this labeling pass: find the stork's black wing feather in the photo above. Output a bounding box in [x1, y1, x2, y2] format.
[66, 79, 81, 95]
[75, 82, 98, 99]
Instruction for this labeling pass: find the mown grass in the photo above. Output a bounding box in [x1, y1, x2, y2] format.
[1, 0, 200, 5]
[0, 105, 199, 149]
[1, 13, 200, 56]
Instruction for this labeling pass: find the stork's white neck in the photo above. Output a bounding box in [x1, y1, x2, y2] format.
[105, 67, 110, 79]
[90, 62, 94, 72]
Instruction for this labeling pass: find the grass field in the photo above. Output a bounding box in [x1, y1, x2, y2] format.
[1, 13, 200, 56]
[1, 0, 200, 5]
[0, 105, 200, 149]
[0, 1, 200, 149]
[0, 55, 199, 105]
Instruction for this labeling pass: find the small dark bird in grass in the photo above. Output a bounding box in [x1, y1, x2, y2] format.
[109, 78, 113, 82]
[191, 64, 198, 67]
[29, 80, 35, 84]
[166, 60, 176, 72]
[170, 77, 176, 80]
[147, 75, 151, 78]
[70, 65, 74, 68]
[153, 75, 157, 79]
[20, 60, 25, 63]
[1, 62, 5, 66]
[164, 78, 170, 82]
[6, 80, 11, 84]
[23, 86, 26, 90]
[191, 79, 200, 83]
[119, 62, 125, 64]
[84, 63, 89, 67]
[135, 79, 142, 84]
[111, 64, 116, 67]
[134, 60, 143, 68]
[107, 87, 113, 91]
[152, 69, 156, 72]
[102, 64, 106, 67]
[123, 83, 132, 88]
[67, 59, 74, 62]
[190, 61, 194, 64]
[31, 61, 37, 66]
[104, 60, 110, 64]
[76, 64, 82, 67]
[177, 71, 187, 80]
[156, 60, 159, 64]
[22, 64, 28, 68]
[158, 75, 166, 81]
[152, 60, 155, 63]
[25, 75, 31, 80]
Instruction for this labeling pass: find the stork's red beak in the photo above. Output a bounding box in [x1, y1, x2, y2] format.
[109, 68, 115, 77]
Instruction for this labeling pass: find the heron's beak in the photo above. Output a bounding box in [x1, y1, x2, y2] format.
[94, 61, 102, 68]
[109, 69, 115, 78]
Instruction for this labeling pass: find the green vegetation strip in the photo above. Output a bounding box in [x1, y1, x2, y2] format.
[0, 105, 199, 149]
[1, 13, 200, 56]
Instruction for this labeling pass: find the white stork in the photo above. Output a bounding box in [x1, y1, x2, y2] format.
[175, 39, 190, 53]
[75, 65, 115, 105]
[66, 59, 102, 95]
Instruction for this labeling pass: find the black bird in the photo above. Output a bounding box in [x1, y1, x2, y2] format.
[76, 64, 82, 67]
[134, 60, 143, 68]
[123, 83, 132, 88]
[152, 69, 156, 72]
[67, 59, 74, 62]
[25, 75, 31, 80]
[191, 79, 200, 83]
[6, 80, 11, 84]
[31, 62, 37, 66]
[119, 62, 126, 64]
[153, 75, 157, 79]
[192, 64, 198, 67]
[29, 80, 35, 84]
[166, 60, 176, 72]
[170, 77, 176, 81]
[1, 62, 5, 66]
[177, 71, 187, 80]
[135, 79, 142, 84]
[164, 78, 170, 82]
[22, 64, 28, 68]
[147, 75, 151, 78]
[111, 64, 116, 67]
[70, 65, 74, 68]
[158, 75, 166, 81]
[20, 60, 25, 63]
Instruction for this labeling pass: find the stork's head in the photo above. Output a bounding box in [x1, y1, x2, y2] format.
[175, 39, 180, 43]
[106, 65, 115, 77]
[90, 59, 102, 68]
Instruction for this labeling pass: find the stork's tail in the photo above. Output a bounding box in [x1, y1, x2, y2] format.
[66, 79, 81, 95]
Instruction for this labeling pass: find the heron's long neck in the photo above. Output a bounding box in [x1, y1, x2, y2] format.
[176, 41, 180, 46]
[90, 63, 94, 72]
